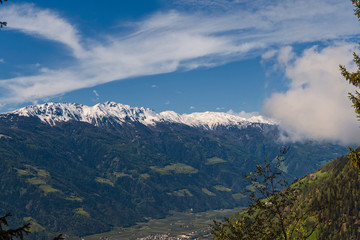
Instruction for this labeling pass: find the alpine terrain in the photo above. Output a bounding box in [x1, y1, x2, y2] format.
[0, 102, 347, 238]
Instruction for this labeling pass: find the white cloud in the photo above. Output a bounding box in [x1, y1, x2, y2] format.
[227, 109, 261, 118]
[263, 43, 360, 145]
[1, 4, 84, 57]
[261, 46, 295, 72]
[0, 59, 4, 63]
[93, 90, 100, 98]
[261, 50, 277, 60]
[151, 85, 158, 88]
[0, 1, 359, 104]
[277, 46, 295, 67]
[190, 106, 196, 110]
[174, 0, 245, 9]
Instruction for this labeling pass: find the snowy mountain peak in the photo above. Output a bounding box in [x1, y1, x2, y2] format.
[8, 102, 277, 129]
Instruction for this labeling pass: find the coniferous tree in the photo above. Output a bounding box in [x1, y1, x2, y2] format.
[0, 213, 30, 240]
[340, 0, 360, 175]
[0, 213, 65, 240]
[211, 148, 319, 240]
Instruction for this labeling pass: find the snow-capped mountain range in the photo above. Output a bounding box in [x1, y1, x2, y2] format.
[5, 102, 277, 129]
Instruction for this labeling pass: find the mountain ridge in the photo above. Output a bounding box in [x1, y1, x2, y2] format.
[6, 102, 277, 129]
[0, 101, 348, 239]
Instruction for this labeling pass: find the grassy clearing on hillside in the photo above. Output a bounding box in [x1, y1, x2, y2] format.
[232, 193, 246, 200]
[39, 185, 62, 195]
[214, 185, 231, 192]
[36, 169, 50, 177]
[202, 188, 216, 196]
[140, 173, 150, 179]
[16, 165, 65, 196]
[23, 217, 45, 233]
[15, 168, 32, 176]
[168, 189, 193, 197]
[65, 194, 83, 202]
[74, 208, 90, 217]
[95, 177, 114, 186]
[206, 157, 227, 165]
[113, 172, 132, 178]
[27, 177, 47, 185]
[15, 165, 50, 178]
[302, 170, 328, 185]
[150, 163, 198, 175]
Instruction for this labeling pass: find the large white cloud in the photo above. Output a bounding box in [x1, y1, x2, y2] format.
[0, 0, 359, 104]
[263, 44, 360, 145]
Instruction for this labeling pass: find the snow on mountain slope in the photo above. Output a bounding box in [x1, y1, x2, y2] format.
[6, 102, 277, 129]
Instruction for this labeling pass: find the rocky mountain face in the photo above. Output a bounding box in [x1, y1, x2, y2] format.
[0, 102, 347, 238]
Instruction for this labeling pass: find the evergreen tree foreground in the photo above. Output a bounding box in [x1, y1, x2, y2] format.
[0, 213, 30, 240]
[0, 213, 64, 240]
[211, 148, 321, 240]
[340, 0, 360, 177]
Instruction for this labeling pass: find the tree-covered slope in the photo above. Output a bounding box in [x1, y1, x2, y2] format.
[298, 151, 360, 239]
[215, 150, 360, 240]
[0, 110, 347, 239]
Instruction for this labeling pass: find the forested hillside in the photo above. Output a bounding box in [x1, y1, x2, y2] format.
[213, 150, 360, 239]
[0, 106, 347, 239]
[301, 152, 360, 239]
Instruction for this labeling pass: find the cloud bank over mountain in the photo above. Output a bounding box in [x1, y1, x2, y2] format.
[263, 44, 360, 145]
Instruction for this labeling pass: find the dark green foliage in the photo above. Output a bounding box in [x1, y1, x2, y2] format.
[346, 147, 360, 177]
[0, 213, 65, 240]
[0, 213, 30, 240]
[214, 149, 360, 239]
[340, 0, 360, 174]
[300, 153, 360, 239]
[211, 148, 318, 240]
[52, 234, 64, 240]
[339, 0, 360, 119]
[0, 114, 346, 238]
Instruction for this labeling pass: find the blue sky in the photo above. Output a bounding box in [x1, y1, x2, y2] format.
[1, 0, 360, 144]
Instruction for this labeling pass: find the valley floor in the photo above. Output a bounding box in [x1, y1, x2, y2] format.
[77, 207, 242, 240]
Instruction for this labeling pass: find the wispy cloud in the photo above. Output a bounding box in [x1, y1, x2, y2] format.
[0, 0, 358, 104]
[227, 109, 261, 118]
[1, 4, 84, 57]
[93, 90, 100, 98]
[263, 43, 360, 145]
[172, 0, 260, 12]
